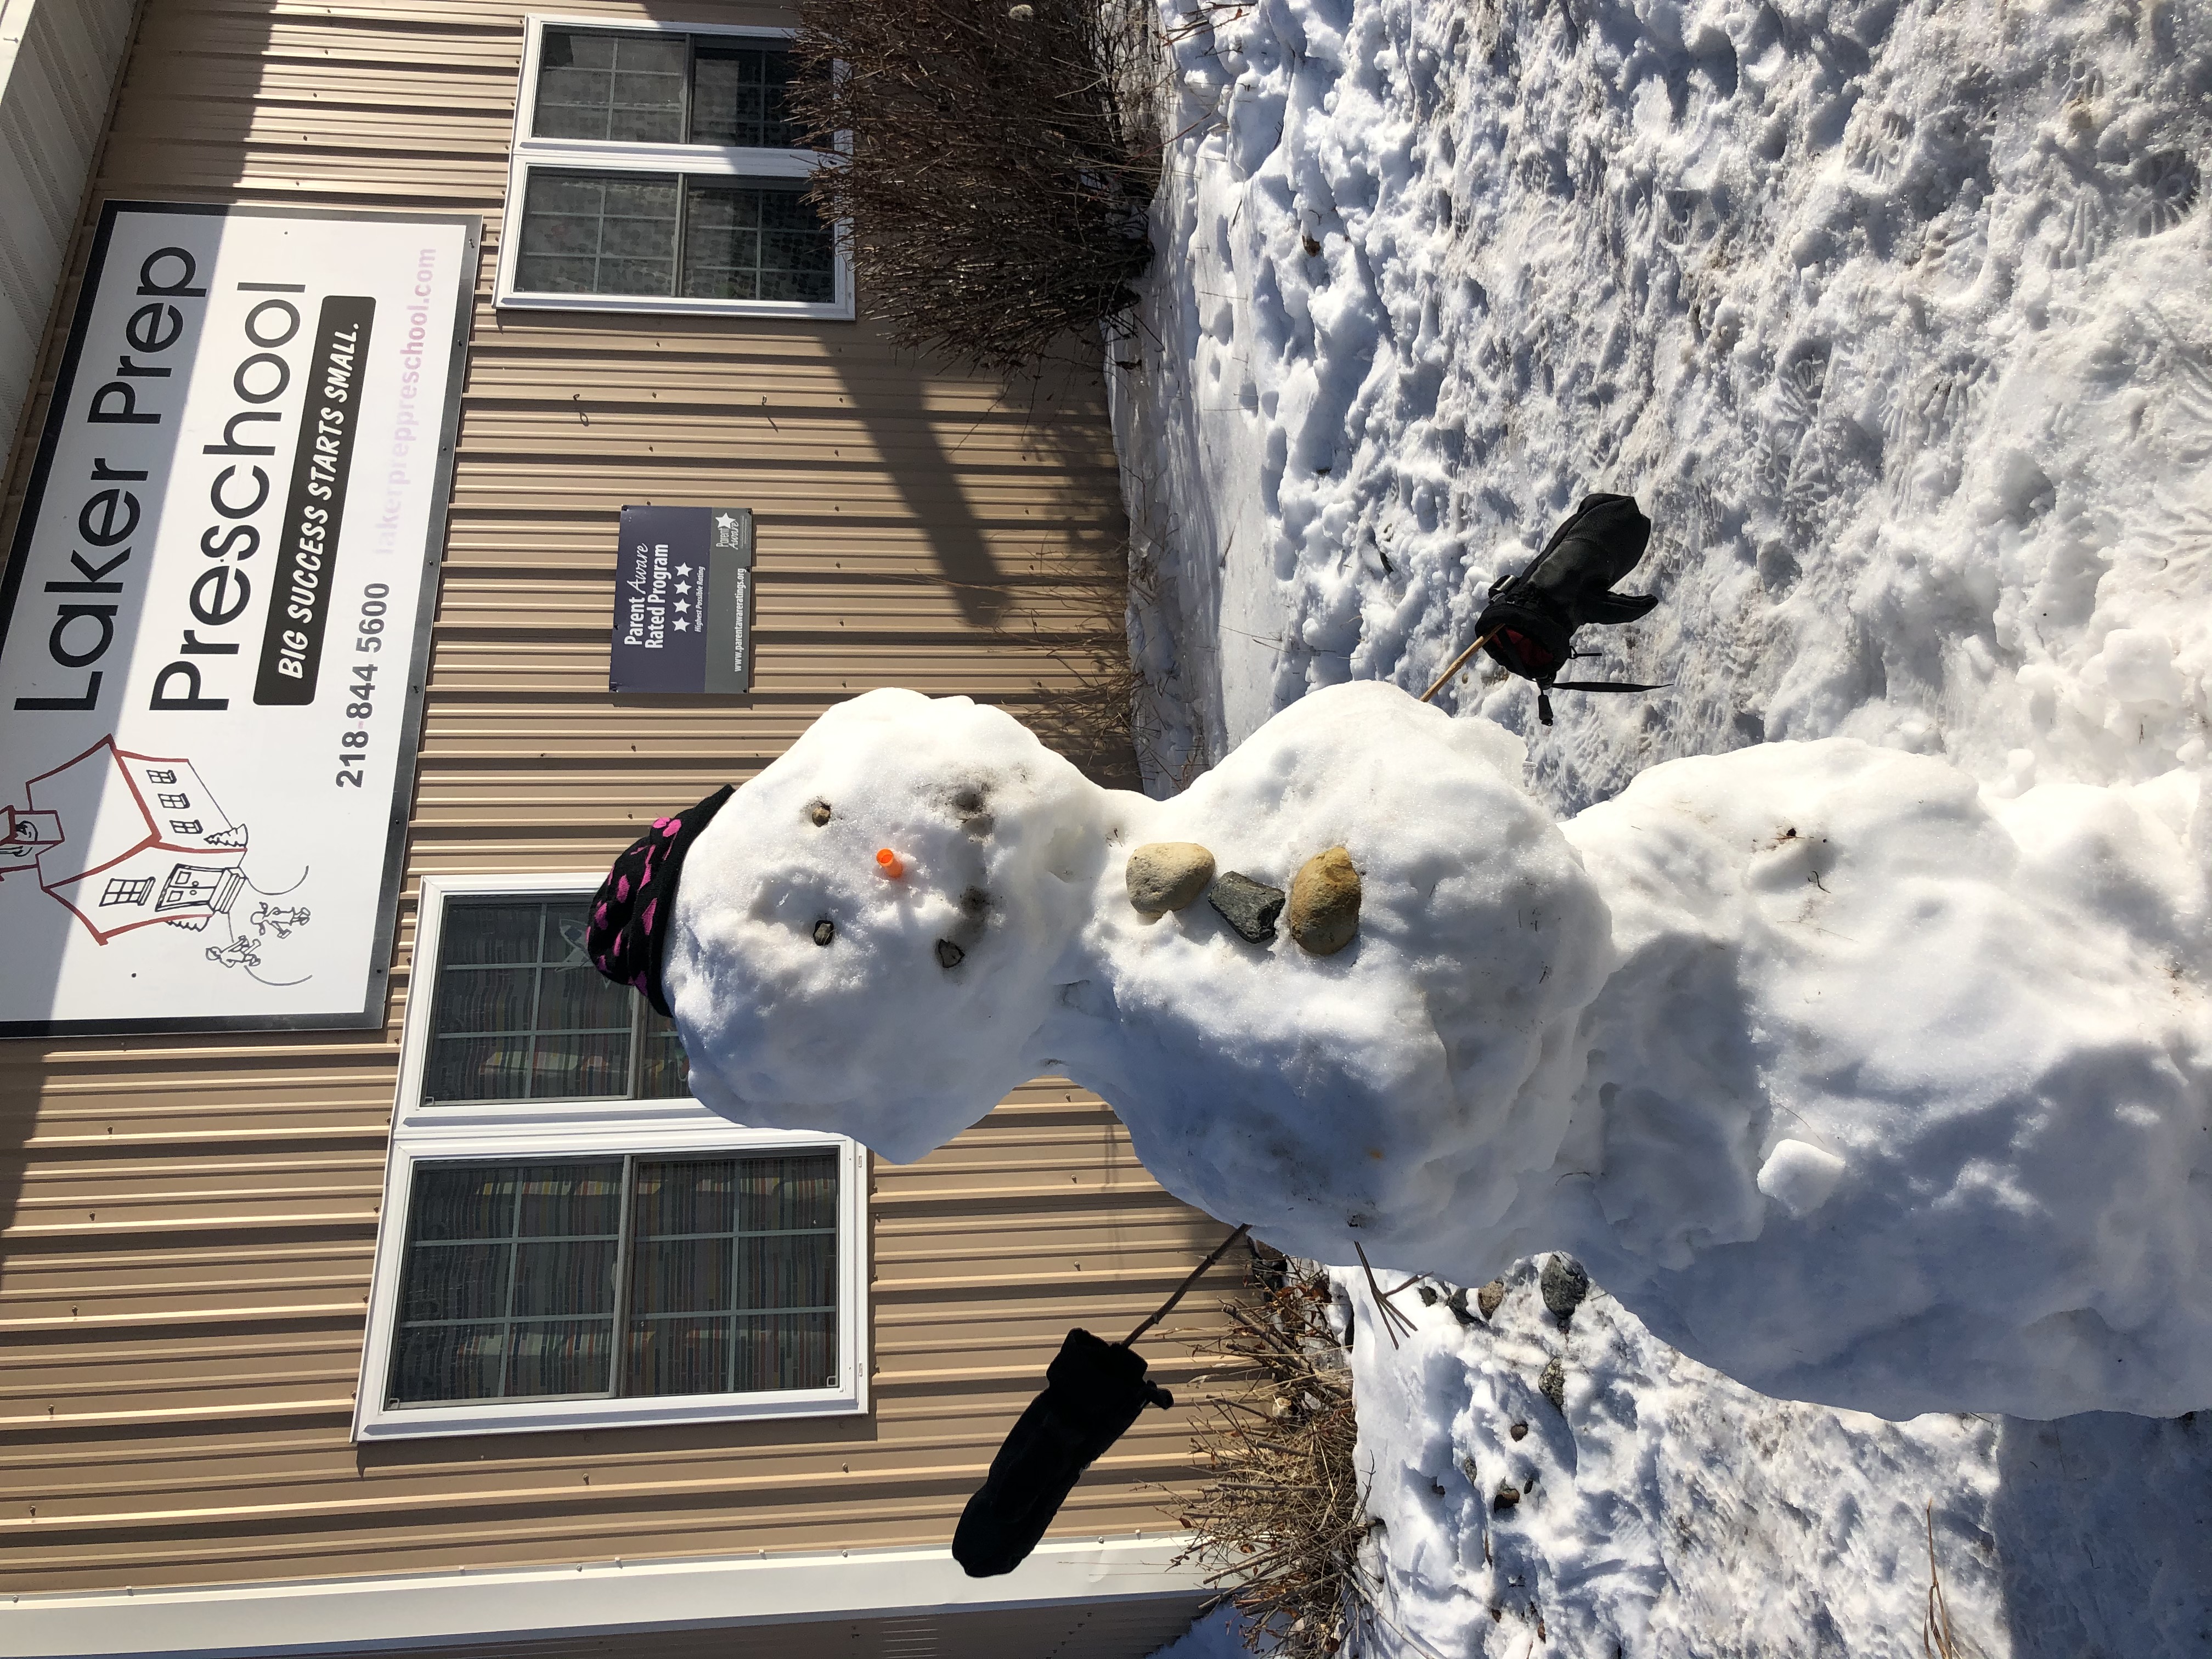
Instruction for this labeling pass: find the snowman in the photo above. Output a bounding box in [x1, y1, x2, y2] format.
[589, 682, 2212, 1419]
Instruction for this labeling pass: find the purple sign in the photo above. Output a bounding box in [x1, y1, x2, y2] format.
[610, 506, 753, 695]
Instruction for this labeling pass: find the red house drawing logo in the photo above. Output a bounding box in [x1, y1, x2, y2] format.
[2, 737, 250, 943]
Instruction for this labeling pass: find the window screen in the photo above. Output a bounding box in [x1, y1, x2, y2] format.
[681, 180, 836, 301]
[533, 30, 687, 143]
[534, 30, 799, 148]
[689, 43, 795, 148]
[389, 1154, 839, 1406]
[425, 898, 690, 1104]
[515, 170, 680, 298]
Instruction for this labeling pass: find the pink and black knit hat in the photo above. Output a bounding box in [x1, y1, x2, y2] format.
[585, 784, 733, 1017]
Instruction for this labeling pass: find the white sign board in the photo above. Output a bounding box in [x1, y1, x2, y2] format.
[0, 204, 476, 1036]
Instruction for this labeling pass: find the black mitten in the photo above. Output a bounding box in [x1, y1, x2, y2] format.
[1474, 494, 1662, 719]
[1520, 492, 1656, 626]
[952, 1328, 1175, 1577]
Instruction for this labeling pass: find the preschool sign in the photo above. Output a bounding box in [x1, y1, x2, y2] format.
[0, 203, 476, 1036]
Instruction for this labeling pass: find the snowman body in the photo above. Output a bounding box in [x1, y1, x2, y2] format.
[664, 681, 2212, 1417]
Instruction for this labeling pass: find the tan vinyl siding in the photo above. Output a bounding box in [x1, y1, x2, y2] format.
[0, 0, 1228, 1600]
[0, 0, 139, 462]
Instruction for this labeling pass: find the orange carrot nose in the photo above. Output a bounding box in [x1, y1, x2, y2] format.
[876, 849, 905, 878]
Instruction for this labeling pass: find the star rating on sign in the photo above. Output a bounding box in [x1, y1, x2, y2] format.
[673, 618, 689, 631]
[673, 599, 690, 613]
[675, 564, 693, 576]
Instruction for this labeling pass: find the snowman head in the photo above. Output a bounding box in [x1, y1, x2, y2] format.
[664, 689, 1110, 1159]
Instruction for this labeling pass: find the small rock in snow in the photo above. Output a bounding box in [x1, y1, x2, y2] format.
[1542, 1255, 1590, 1323]
[1126, 842, 1217, 914]
[935, 939, 964, 969]
[1446, 1286, 1476, 1325]
[1477, 1278, 1507, 1320]
[1493, 1482, 1521, 1512]
[1288, 845, 1362, 955]
[812, 918, 834, 947]
[1541, 1356, 1567, 1414]
[1207, 871, 1285, 943]
[1509, 1421, 1528, 1441]
[807, 800, 832, 826]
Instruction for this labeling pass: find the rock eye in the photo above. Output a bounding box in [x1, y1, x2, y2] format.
[812, 919, 835, 946]
[935, 939, 964, 969]
[808, 800, 833, 826]
[953, 787, 984, 813]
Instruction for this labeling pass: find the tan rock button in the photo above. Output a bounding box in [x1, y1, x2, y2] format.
[1288, 846, 1361, 955]
[1125, 842, 1216, 915]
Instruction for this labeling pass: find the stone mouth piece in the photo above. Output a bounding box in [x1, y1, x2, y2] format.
[1207, 870, 1285, 944]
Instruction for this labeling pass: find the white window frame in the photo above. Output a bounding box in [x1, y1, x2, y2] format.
[496, 14, 853, 320]
[354, 871, 869, 1442]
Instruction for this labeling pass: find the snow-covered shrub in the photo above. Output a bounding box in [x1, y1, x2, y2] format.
[789, 0, 1158, 369]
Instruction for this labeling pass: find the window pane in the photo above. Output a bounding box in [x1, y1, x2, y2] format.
[534, 29, 685, 142]
[433, 965, 535, 1035]
[623, 1154, 839, 1397]
[690, 44, 795, 147]
[439, 903, 542, 964]
[638, 1006, 691, 1098]
[734, 1310, 837, 1392]
[425, 901, 633, 1104]
[394, 1321, 508, 1402]
[517, 1161, 623, 1238]
[390, 1160, 623, 1406]
[516, 171, 679, 297]
[424, 1035, 532, 1103]
[627, 1314, 732, 1396]
[506, 1319, 614, 1396]
[680, 180, 834, 303]
[632, 1159, 734, 1239]
[512, 1239, 619, 1317]
[401, 1238, 511, 1324]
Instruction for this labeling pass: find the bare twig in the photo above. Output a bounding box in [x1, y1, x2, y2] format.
[1127, 1222, 1252, 1346]
[1352, 1241, 1417, 1345]
[1923, 1501, 1966, 1659]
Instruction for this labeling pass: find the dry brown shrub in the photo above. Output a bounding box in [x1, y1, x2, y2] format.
[789, 0, 1160, 372]
[1173, 1261, 1376, 1656]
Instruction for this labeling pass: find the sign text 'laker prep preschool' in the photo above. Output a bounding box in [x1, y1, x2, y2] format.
[0, 204, 475, 1036]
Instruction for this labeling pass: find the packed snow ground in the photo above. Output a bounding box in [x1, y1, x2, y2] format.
[1116, 0, 2212, 808]
[1114, 0, 2212, 1648]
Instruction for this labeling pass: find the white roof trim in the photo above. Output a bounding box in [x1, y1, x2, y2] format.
[2, 1534, 1213, 1658]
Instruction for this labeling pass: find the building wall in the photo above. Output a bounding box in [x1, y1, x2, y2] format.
[0, 0, 1231, 1597]
[0, 0, 139, 463]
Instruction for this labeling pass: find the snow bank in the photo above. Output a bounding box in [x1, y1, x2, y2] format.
[1116, 0, 2212, 811]
[667, 682, 2212, 1418]
[1338, 1257, 2212, 1657]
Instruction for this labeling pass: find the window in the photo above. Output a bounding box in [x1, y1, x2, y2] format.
[157, 792, 190, 810]
[168, 818, 202, 835]
[356, 872, 866, 1441]
[101, 877, 153, 906]
[389, 1153, 838, 1406]
[497, 19, 849, 318]
[144, 768, 175, 783]
[424, 895, 688, 1104]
